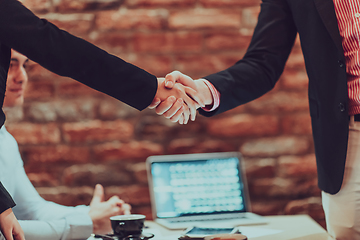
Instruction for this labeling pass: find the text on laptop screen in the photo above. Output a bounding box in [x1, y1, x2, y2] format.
[151, 157, 246, 218]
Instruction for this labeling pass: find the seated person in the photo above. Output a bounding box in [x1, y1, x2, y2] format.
[0, 49, 131, 240]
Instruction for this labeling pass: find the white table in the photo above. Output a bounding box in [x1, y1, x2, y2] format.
[143, 215, 333, 240]
[89, 215, 333, 240]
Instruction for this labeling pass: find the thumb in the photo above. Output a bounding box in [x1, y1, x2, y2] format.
[90, 184, 104, 205]
[165, 71, 197, 90]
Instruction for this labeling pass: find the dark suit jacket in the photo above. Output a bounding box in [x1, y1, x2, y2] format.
[0, 182, 15, 214]
[0, 0, 158, 211]
[200, 0, 348, 194]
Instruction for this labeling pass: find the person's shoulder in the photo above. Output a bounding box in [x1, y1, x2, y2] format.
[0, 126, 16, 143]
[0, 126, 24, 167]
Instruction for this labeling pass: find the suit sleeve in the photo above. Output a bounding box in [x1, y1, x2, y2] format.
[199, 0, 298, 117]
[0, 0, 157, 111]
[0, 182, 15, 214]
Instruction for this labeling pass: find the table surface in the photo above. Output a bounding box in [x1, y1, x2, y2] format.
[142, 215, 333, 240]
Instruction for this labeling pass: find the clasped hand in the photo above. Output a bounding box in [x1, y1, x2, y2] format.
[150, 71, 213, 124]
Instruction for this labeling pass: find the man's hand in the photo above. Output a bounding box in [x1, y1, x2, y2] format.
[149, 93, 188, 124]
[151, 77, 205, 124]
[88, 184, 131, 235]
[0, 208, 25, 240]
[165, 71, 213, 106]
[150, 71, 213, 123]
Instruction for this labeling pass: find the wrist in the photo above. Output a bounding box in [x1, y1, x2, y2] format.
[196, 79, 214, 106]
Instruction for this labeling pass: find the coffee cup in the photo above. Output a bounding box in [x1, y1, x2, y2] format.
[110, 214, 146, 238]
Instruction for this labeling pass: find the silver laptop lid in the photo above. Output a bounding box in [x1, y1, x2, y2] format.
[146, 152, 251, 220]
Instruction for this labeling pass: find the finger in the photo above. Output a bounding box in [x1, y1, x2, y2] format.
[178, 114, 184, 125]
[169, 105, 185, 123]
[111, 202, 130, 216]
[148, 97, 161, 109]
[172, 84, 197, 121]
[122, 204, 132, 215]
[184, 86, 205, 108]
[165, 71, 197, 89]
[164, 72, 176, 88]
[180, 104, 190, 124]
[108, 196, 124, 206]
[163, 98, 184, 119]
[181, 94, 197, 122]
[91, 184, 104, 204]
[111, 206, 122, 216]
[182, 104, 190, 124]
[155, 96, 176, 115]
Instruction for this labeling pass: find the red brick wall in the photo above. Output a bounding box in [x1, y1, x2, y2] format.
[4, 0, 325, 227]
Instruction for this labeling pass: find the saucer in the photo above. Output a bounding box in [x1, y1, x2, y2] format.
[123, 233, 154, 240]
[94, 233, 154, 240]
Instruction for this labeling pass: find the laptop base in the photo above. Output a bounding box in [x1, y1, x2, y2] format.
[155, 212, 267, 230]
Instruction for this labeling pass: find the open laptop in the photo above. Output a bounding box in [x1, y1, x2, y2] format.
[146, 152, 267, 230]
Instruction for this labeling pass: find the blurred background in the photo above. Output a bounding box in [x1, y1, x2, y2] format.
[4, 0, 324, 228]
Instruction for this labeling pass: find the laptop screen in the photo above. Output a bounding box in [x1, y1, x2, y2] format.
[149, 154, 248, 218]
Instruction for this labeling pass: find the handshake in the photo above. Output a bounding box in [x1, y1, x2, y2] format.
[150, 71, 214, 124]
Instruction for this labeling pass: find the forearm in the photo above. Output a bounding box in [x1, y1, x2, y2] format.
[0, 0, 157, 110]
[26, 201, 90, 221]
[200, 0, 297, 116]
[19, 214, 92, 240]
[12, 166, 90, 221]
[12, 167, 93, 239]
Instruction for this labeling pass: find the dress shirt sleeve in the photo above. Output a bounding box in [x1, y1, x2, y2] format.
[19, 214, 93, 240]
[12, 166, 93, 240]
[200, 79, 220, 112]
[0, 125, 93, 240]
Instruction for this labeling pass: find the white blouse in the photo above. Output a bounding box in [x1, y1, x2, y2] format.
[0, 126, 92, 240]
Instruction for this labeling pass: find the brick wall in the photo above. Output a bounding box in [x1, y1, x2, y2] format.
[4, 0, 325, 228]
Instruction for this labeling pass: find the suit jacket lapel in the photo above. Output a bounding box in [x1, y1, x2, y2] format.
[313, 0, 344, 54]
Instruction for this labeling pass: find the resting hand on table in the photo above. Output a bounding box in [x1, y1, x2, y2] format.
[88, 184, 131, 235]
[149, 71, 213, 124]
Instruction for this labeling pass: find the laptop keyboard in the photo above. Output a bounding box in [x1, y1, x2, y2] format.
[168, 214, 246, 223]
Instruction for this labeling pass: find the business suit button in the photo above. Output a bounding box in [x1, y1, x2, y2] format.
[338, 60, 345, 68]
[339, 103, 346, 112]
